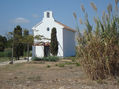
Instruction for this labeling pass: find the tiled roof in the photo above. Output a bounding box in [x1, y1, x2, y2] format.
[55, 20, 76, 32]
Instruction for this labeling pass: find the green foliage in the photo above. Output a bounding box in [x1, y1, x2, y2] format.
[4, 49, 12, 57]
[64, 62, 73, 65]
[23, 29, 29, 52]
[0, 35, 7, 51]
[23, 51, 32, 57]
[24, 29, 29, 36]
[0, 49, 12, 62]
[6, 32, 13, 48]
[55, 64, 58, 66]
[0, 57, 10, 62]
[75, 62, 80, 66]
[75, 1, 119, 80]
[58, 63, 65, 67]
[0, 49, 12, 57]
[0, 52, 4, 57]
[22, 29, 33, 60]
[6, 28, 33, 60]
[50, 27, 58, 56]
[46, 65, 51, 68]
[13, 25, 24, 60]
[32, 56, 59, 62]
[72, 58, 76, 62]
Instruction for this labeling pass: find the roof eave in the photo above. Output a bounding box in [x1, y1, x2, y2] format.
[32, 21, 43, 30]
[55, 20, 76, 32]
[63, 28, 76, 32]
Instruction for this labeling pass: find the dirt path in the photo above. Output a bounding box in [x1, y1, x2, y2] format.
[0, 61, 119, 89]
[0, 60, 28, 66]
[0, 57, 32, 66]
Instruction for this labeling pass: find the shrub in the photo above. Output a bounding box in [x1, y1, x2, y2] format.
[32, 56, 59, 62]
[32, 57, 41, 61]
[0, 57, 10, 62]
[47, 65, 51, 68]
[55, 64, 58, 66]
[4, 49, 12, 57]
[0, 49, 12, 57]
[50, 28, 58, 56]
[0, 52, 4, 57]
[23, 51, 32, 57]
[58, 63, 65, 67]
[74, 1, 119, 80]
[75, 62, 80, 66]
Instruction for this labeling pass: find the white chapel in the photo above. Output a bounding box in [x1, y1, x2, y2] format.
[32, 11, 76, 57]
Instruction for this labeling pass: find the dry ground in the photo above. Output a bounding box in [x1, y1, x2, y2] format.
[0, 60, 119, 89]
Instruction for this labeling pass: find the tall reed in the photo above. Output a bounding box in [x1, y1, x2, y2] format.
[75, 1, 119, 80]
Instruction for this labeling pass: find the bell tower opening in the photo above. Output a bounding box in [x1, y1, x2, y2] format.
[43, 11, 54, 21]
[47, 12, 50, 18]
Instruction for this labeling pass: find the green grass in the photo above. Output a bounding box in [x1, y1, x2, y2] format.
[58, 63, 65, 67]
[64, 62, 73, 65]
[63, 56, 78, 62]
[0, 57, 11, 62]
[57, 62, 80, 67]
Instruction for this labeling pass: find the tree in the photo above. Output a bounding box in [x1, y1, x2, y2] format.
[13, 25, 24, 60]
[23, 30, 33, 61]
[50, 27, 58, 56]
[23, 29, 29, 52]
[6, 32, 13, 48]
[0, 35, 7, 51]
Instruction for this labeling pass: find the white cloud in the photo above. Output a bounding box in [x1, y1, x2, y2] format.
[13, 17, 30, 24]
[32, 14, 39, 18]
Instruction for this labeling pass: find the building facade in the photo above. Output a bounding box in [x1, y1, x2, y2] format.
[32, 11, 76, 57]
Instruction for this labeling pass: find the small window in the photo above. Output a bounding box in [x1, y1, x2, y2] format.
[47, 12, 50, 18]
[47, 27, 50, 31]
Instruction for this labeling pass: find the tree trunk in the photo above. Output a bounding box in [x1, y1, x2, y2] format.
[10, 44, 14, 64]
[27, 44, 29, 61]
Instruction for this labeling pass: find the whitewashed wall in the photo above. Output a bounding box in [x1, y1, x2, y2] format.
[32, 11, 75, 58]
[35, 46, 44, 57]
[63, 29, 75, 57]
[33, 11, 64, 57]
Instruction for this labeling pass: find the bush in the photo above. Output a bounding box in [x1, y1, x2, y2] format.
[46, 65, 51, 68]
[75, 62, 80, 66]
[0, 52, 4, 57]
[0, 57, 10, 62]
[74, 1, 119, 80]
[0, 49, 12, 57]
[32, 56, 59, 62]
[58, 63, 65, 67]
[50, 28, 58, 56]
[23, 51, 32, 57]
[4, 49, 12, 57]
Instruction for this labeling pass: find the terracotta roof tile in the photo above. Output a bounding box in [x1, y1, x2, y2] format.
[55, 20, 76, 32]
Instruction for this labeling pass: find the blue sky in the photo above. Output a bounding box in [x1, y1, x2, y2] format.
[0, 0, 117, 35]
